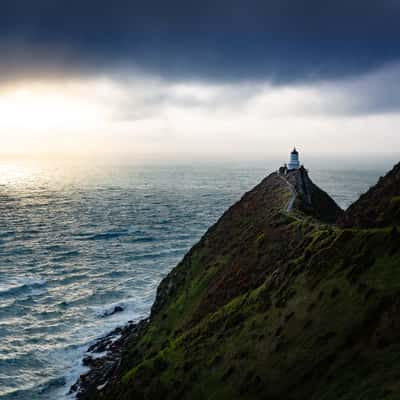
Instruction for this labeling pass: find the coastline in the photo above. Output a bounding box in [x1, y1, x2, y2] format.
[68, 168, 342, 399]
[66, 162, 400, 400]
[70, 318, 149, 399]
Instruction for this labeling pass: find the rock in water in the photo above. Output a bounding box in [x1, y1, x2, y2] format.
[101, 305, 124, 318]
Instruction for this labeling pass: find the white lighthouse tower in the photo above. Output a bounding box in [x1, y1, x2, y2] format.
[288, 147, 300, 170]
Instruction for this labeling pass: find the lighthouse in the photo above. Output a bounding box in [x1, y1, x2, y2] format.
[288, 147, 300, 170]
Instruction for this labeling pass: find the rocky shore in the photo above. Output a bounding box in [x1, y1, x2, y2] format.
[70, 319, 149, 399]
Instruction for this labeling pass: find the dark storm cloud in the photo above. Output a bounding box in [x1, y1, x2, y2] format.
[1, 0, 400, 83]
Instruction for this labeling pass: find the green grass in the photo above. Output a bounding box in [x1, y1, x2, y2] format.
[115, 224, 400, 400]
[99, 173, 400, 400]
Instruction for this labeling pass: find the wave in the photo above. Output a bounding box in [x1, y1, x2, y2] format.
[129, 247, 186, 260]
[92, 296, 149, 320]
[51, 250, 80, 262]
[0, 277, 47, 297]
[73, 230, 129, 241]
[0, 231, 15, 239]
[72, 231, 155, 242]
[128, 236, 155, 243]
[0, 376, 67, 400]
[96, 303, 125, 318]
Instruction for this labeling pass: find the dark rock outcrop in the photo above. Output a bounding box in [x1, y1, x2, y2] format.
[71, 320, 148, 398]
[286, 167, 343, 223]
[101, 305, 124, 318]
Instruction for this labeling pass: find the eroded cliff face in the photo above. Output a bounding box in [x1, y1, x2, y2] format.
[76, 166, 400, 400]
[285, 167, 343, 223]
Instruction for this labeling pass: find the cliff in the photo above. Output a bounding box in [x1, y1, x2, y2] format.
[338, 161, 400, 228]
[284, 166, 343, 223]
[75, 166, 400, 400]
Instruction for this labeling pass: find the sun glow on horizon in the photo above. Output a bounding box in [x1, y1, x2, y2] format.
[0, 81, 108, 131]
[1, 66, 400, 161]
[0, 79, 124, 157]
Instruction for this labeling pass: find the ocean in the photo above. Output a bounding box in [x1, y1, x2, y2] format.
[0, 159, 393, 399]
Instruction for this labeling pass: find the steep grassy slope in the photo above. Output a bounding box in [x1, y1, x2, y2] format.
[339, 161, 400, 228]
[79, 167, 400, 400]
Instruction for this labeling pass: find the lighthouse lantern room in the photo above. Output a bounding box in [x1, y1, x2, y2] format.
[288, 147, 300, 170]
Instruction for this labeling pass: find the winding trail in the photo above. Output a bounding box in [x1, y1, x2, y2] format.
[278, 174, 297, 213]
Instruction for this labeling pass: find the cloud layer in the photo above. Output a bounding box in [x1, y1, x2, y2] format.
[2, 0, 400, 83]
[1, 62, 400, 159]
[1, 1, 399, 160]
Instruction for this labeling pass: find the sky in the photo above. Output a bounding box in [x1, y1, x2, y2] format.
[1, 0, 400, 161]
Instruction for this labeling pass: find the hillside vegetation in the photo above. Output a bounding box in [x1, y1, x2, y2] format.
[78, 165, 400, 400]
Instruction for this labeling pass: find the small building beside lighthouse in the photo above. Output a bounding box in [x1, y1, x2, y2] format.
[288, 147, 300, 170]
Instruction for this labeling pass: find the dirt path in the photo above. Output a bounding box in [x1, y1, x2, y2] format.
[278, 175, 297, 212]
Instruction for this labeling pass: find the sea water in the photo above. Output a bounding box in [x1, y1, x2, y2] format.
[0, 159, 392, 399]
